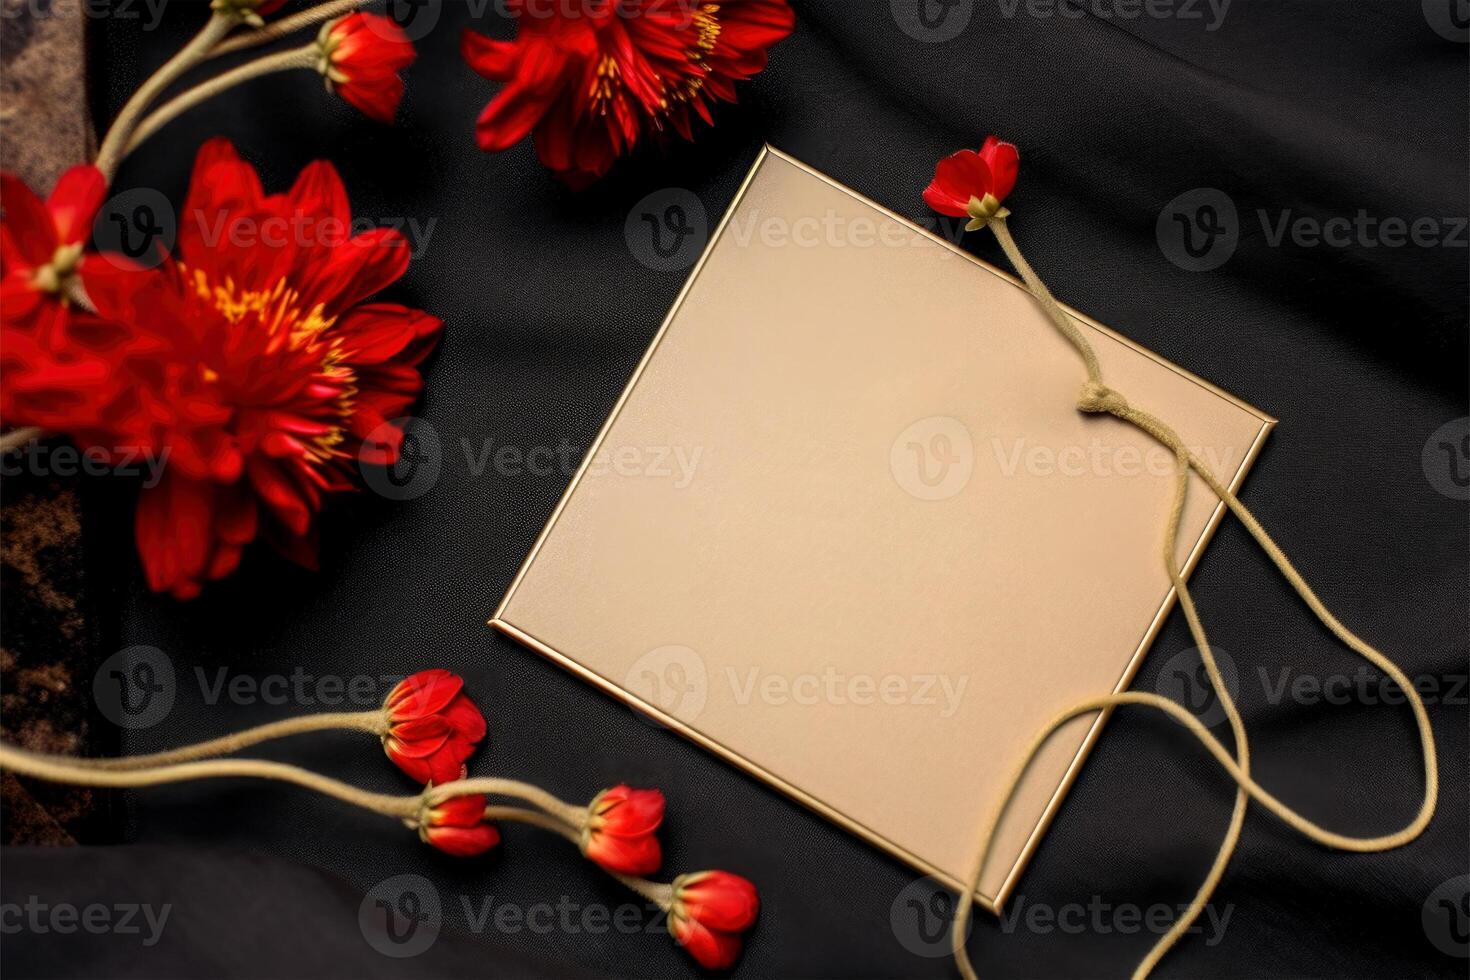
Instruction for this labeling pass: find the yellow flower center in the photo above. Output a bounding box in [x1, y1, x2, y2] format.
[588, 4, 724, 118]
[187, 267, 356, 462]
[30, 242, 85, 296]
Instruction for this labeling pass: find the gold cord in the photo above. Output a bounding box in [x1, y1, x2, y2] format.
[948, 216, 1438, 980]
[61, 711, 387, 770]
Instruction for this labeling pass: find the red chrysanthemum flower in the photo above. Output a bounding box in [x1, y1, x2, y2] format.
[462, 0, 795, 186]
[69, 139, 442, 598]
[1, 166, 160, 443]
[382, 669, 488, 785]
[667, 870, 759, 970]
[316, 13, 417, 124]
[923, 136, 1020, 231]
[579, 784, 664, 875]
[416, 793, 501, 857]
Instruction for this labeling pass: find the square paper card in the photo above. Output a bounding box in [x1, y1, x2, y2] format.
[492, 147, 1274, 910]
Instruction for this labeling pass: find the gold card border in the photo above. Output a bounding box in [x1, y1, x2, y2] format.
[489, 145, 1277, 914]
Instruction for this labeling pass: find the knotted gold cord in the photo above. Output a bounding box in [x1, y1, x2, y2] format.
[948, 216, 1439, 980]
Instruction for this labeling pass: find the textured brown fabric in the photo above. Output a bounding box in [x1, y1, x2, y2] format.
[0, 0, 101, 846]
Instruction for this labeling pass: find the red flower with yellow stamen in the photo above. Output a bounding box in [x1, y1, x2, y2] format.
[68, 139, 441, 598]
[1, 164, 107, 333]
[579, 784, 664, 875]
[923, 136, 1020, 232]
[667, 870, 759, 970]
[417, 793, 501, 857]
[382, 669, 488, 785]
[316, 13, 418, 124]
[462, 0, 795, 186]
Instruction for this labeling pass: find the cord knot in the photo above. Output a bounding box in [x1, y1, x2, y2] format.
[1078, 381, 1128, 415]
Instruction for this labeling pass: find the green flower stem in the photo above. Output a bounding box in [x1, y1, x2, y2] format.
[0, 427, 44, 453]
[123, 46, 320, 157]
[210, 0, 370, 58]
[428, 778, 584, 827]
[62, 711, 389, 770]
[95, 13, 237, 181]
[480, 805, 676, 909]
[0, 740, 418, 820]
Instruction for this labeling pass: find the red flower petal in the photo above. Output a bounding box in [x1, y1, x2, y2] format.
[979, 136, 1020, 203]
[424, 822, 500, 857]
[1, 172, 59, 266]
[386, 719, 453, 756]
[460, 30, 517, 80]
[427, 793, 483, 826]
[463, 2, 791, 184]
[135, 474, 259, 599]
[927, 149, 994, 215]
[325, 14, 417, 124]
[46, 164, 107, 247]
[387, 669, 464, 719]
[441, 693, 488, 743]
[670, 917, 745, 972]
[302, 227, 412, 317]
[421, 794, 499, 855]
[584, 828, 662, 876]
[594, 785, 665, 836]
[675, 871, 759, 932]
[924, 139, 1021, 220]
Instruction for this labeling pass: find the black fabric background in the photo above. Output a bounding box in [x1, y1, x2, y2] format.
[6, 1, 1468, 977]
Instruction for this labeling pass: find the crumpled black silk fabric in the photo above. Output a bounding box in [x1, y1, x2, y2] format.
[8, 1, 1465, 978]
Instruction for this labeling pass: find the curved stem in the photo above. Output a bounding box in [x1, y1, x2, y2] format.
[211, 0, 368, 57]
[0, 427, 44, 453]
[946, 213, 1439, 980]
[123, 47, 319, 157]
[987, 215, 1102, 384]
[483, 804, 579, 843]
[429, 777, 584, 827]
[0, 740, 417, 820]
[96, 14, 236, 181]
[63, 710, 387, 770]
[481, 805, 675, 908]
[610, 871, 675, 909]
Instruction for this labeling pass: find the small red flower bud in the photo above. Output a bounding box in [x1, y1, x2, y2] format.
[667, 870, 759, 971]
[417, 793, 500, 857]
[923, 136, 1020, 231]
[382, 669, 487, 785]
[316, 13, 417, 124]
[579, 785, 664, 876]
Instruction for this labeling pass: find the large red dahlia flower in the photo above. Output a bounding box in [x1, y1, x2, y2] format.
[462, 0, 795, 186]
[57, 140, 440, 598]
